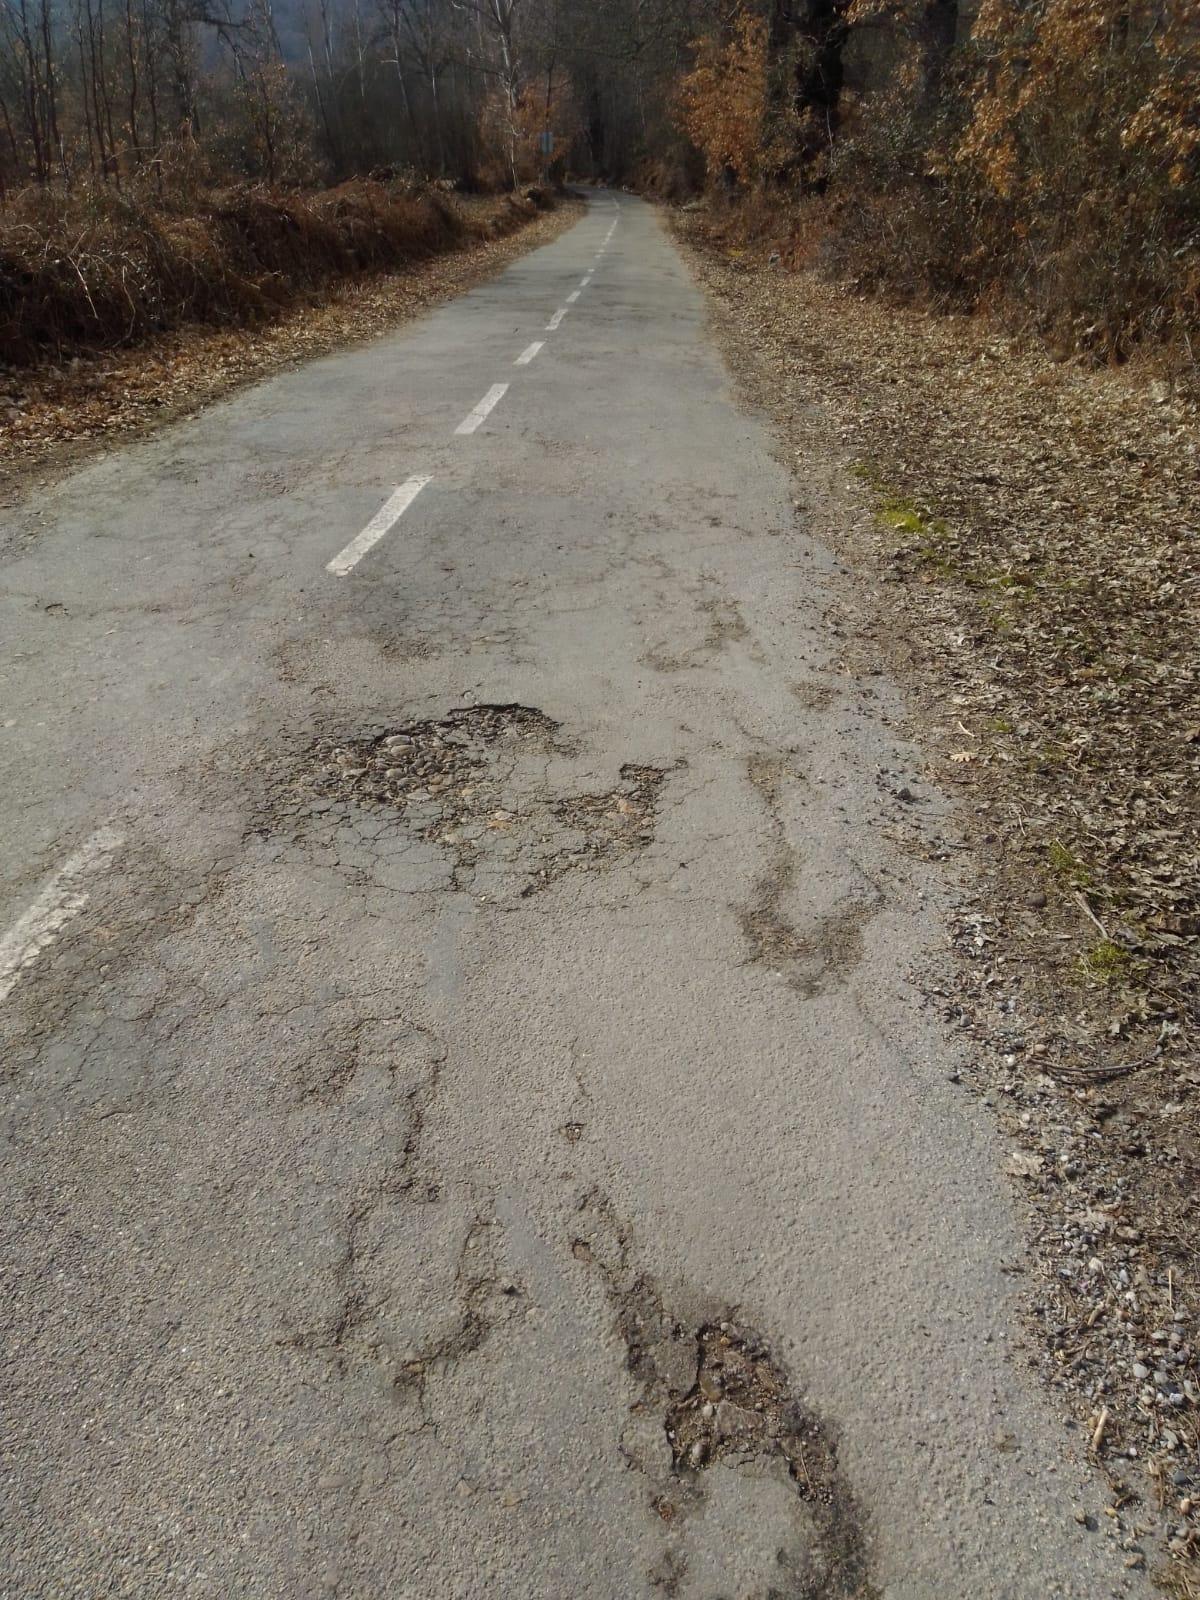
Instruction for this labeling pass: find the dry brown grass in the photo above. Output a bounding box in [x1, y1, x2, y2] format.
[0, 179, 549, 367]
[688, 173, 1200, 383]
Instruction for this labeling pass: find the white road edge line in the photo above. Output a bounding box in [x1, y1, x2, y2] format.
[326, 475, 432, 576]
[455, 383, 510, 436]
[515, 341, 544, 366]
[546, 309, 568, 331]
[0, 826, 124, 1005]
[566, 290, 581, 304]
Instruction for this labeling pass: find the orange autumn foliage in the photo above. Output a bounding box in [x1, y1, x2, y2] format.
[675, 11, 771, 187]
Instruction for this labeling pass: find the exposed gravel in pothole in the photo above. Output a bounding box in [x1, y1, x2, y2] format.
[573, 1190, 878, 1600]
[665, 1321, 876, 1598]
[311, 703, 562, 818]
[287, 704, 671, 898]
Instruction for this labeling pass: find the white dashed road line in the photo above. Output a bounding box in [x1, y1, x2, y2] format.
[0, 827, 124, 1005]
[329, 206, 613, 576]
[326, 474, 432, 575]
[455, 383, 510, 436]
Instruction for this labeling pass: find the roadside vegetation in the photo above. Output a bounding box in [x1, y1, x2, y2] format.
[0, 0, 581, 371]
[0, 179, 552, 364]
[3, 0, 1197, 370]
[669, 0, 1199, 370]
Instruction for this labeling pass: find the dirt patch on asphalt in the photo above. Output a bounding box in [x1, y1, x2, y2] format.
[674, 209, 1200, 1582]
[739, 894, 875, 1001]
[739, 750, 879, 999]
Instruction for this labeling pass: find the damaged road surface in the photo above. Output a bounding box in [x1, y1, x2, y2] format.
[0, 196, 1151, 1598]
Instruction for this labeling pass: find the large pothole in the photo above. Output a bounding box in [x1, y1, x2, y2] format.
[281, 704, 670, 897]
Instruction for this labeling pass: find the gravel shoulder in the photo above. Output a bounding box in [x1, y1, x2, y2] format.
[0, 194, 584, 507]
[671, 207, 1200, 1592]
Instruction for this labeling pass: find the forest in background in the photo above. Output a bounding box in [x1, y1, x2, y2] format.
[1, 0, 1198, 363]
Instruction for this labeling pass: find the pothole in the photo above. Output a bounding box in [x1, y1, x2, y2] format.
[574, 1193, 879, 1600]
[669, 1322, 859, 1520]
[664, 1321, 876, 1599]
[281, 704, 671, 897]
[545, 763, 666, 884]
[310, 703, 561, 816]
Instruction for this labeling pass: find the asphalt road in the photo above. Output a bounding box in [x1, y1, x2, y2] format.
[0, 193, 1149, 1598]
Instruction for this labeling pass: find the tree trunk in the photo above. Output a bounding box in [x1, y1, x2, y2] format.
[767, 0, 850, 185]
[918, 0, 958, 108]
[39, 0, 65, 175]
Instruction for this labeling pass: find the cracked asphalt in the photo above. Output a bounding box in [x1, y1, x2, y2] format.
[0, 193, 1152, 1598]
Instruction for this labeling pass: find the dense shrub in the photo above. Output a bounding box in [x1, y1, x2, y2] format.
[676, 0, 1200, 360]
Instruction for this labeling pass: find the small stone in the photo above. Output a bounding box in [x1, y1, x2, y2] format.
[687, 1438, 709, 1468]
[1132, 1363, 1150, 1380]
[1073, 1506, 1089, 1525]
